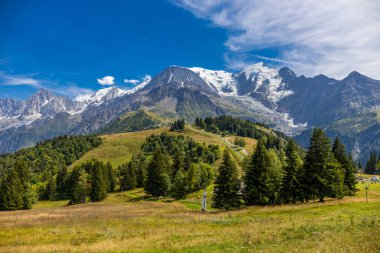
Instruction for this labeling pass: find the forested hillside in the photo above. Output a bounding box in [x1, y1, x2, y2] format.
[0, 115, 359, 211]
[98, 109, 165, 134]
[0, 135, 101, 210]
[195, 115, 295, 150]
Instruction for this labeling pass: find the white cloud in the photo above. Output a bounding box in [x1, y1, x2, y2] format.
[173, 0, 380, 79]
[0, 71, 94, 98]
[50, 85, 94, 98]
[97, 76, 115, 86]
[0, 71, 41, 88]
[124, 79, 140, 85]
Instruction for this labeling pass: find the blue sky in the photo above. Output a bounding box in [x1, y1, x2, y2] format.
[0, 0, 227, 99]
[1, 0, 380, 99]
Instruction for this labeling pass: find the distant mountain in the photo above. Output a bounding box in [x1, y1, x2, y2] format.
[0, 89, 81, 131]
[0, 63, 379, 162]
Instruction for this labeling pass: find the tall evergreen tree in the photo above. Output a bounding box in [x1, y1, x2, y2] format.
[365, 151, 378, 174]
[332, 137, 357, 195]
[281, 140, 304, 203]
[171, 169, 189, 199]
[212, 150, 242, 210]
[144, 150, 170, 198]
[45, 176, 57, 201]
[172, 152, 185, 179]
[267, 149, 284, 205]
[120, 161, 137, 191]
[14, 161, 34, 209]
[303, 128, 342, 202]
[243, 140, 272, 205]
[68, 167, 87, 205]
[0, 168, 23, 210]
[55, 167, 68, 199]
[105, 162, 116, 192]
[332, 137, 346, 163]
[90, 163, 107, 202]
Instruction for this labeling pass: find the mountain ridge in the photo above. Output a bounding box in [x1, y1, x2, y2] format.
[0, 63, 379, 162]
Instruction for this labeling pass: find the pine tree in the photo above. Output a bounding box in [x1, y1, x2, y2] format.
[171, 119, 185, 131]
[365, 151, 378, 174]
[45, 176, 57, 200]
[196, 162, 214, 190]
[212, 150, 242, 210]
[303, 128, 343, 202]
[90, 163, 107, 202]
[332, 137, 357, 195]
[105, 162, 115, 192]
[0, 168, 23, 210]
[243, 140, 272, 205]
[68, 167, 87, 205]
[14, 161, 34, 209]
[267, 149, 284, 205]
[171, 169, 189, 199]
[281, 140, 304, 203]
[56, 167, 68, 199]
[125, 161, 137, 190]
[187, 163, 197, 192]
[136, 165, 145, 188]
[144, 150, 170, 198]
[195, 117, 200, 127]
[172, 152, 185, 179]
[332, 137, 346, 163]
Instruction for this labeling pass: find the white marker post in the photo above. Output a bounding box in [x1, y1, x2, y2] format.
[202, 189, 207, 211]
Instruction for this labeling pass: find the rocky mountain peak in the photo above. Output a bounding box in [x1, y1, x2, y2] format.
[342, 71, 372, 83]
[28, 88, 54, 103]
[143, 65, 213, 93]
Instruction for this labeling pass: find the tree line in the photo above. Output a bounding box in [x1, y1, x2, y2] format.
[43, 159, 116, 204]
[0, 135, 101, 184]
[194, 115, 293, 151]
[212, 128, 358, 210]
[117, 133, 219, 199]
[0, 135, 102, 210]
[170, 119, 186, 131]
[0, 131, 220, 210]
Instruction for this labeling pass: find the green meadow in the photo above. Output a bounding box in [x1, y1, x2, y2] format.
[1, 128, 379, 252]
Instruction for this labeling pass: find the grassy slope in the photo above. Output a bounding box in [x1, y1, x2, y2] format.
[70, 126, 249, 169]
[0, 184, 379, 252]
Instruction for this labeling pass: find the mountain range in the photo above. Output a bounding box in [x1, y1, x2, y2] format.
[0, 63, 379, 162]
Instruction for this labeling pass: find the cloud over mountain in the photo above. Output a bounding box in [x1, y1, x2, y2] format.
[97, 76, 115, 86]
[173, 0, 380, 79]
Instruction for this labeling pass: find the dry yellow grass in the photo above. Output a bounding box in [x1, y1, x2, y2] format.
[0, 184, 380, 252]
[225, 136, 258, 154]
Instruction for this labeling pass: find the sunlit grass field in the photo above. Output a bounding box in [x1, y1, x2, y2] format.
[0, 183, 379, 252]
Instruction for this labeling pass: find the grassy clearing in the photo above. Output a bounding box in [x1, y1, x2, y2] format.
[225, 136, 257, 154]
[70, 126, 254, 169]
[0, 183, 380, 252]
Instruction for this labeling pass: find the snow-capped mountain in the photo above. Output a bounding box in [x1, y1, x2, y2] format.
[74, 75, 152, 109]
[190, 63, 294, 108]
[0, 89, 84, 130]
[0, 63, 379, 162]
[189, 67, 237, 95]
[75, 87, 128, 108]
